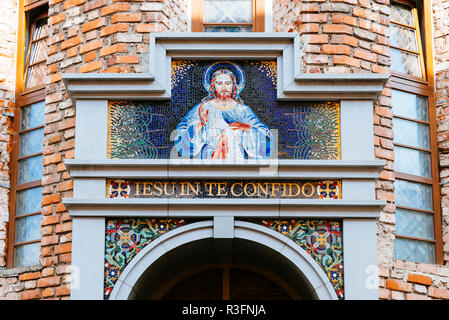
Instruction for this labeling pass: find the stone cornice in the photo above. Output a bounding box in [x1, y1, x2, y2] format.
[62, 32, 388, 101]
[64, 159, 385, 179]
[64, 197, 384, 219]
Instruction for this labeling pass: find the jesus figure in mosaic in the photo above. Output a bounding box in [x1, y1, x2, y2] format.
[174, 62, 272, 160]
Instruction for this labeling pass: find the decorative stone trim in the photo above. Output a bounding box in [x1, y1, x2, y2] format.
[64, 198, 384, 218]
[64, 159, 385, 179]
[62, 33, 388, 101]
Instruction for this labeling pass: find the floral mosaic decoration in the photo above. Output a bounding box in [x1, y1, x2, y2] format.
[261, 219, 344, 299]
[104, 218, 187, 299]
[104, 218, 343, 299]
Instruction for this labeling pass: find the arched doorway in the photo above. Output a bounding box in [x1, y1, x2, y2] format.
[130, 237, 319, 300]
[157, 264, 300, 300]
[110, 221, 337, 300]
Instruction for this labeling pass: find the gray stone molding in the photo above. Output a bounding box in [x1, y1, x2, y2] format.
[71, 217, 105, 300]
[64, 159, 385, 179]
[74, 100, 108, 160]
[343, 219, 378, 300]
[64, 197, 384, 218]
[288, 73, 389, 100]
[62, 33, 388, 101]
[62, 73, 165, 100]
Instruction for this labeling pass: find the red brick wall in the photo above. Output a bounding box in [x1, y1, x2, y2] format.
[434, 0, 449, 266]
[2, 0, 189, 300]
[379, 262, 449, 299]
[0, 0, 17, 270]
[36, 0, 188, 300]
[376, 0, 449, 301]
[273, 0, 390, 74]
[272, 0, 449, 300]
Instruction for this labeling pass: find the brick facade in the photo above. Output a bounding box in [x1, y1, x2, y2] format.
[273, 0, 449, 300]
[375, 0, 449, 301]
[273, 0, 390, 74]
[2, 0, 190, 300]
[435, 0, 449, 264]
[0, 0, 17, 270]
[0, 0, 449, 300]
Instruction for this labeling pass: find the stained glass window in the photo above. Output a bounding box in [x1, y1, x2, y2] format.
[392, 89, 435, 264]
[390, 3, 424, 78]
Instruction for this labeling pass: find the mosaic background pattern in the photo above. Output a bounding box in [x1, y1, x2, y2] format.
[104, 218, 187, 299]
[108, 60, 341, 160]
[260, 219, 344, 299]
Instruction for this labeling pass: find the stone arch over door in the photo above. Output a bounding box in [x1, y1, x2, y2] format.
[109, 220, 338, 300]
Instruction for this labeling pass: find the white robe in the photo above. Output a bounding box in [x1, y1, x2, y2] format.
[174, 100, 272, 160]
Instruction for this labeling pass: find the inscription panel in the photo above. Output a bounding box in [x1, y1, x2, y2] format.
[106, 179, 342, 200]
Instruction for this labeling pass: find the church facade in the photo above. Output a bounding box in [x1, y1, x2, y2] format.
[0, 0, 448, 300]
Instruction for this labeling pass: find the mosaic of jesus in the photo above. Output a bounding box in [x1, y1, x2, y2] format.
[174, 61, 273, 160]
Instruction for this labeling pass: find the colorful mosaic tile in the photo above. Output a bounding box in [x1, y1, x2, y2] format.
[260, 219, 344, 299]
[108, 179, 130, 198]
[317, 180, 341, 199]
[104, 218, 187, 299]
[107, 60, 341, 160]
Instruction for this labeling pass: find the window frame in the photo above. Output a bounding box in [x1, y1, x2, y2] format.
[7, 0, 48, 269]
[191, 0, 265, 32]
[390, 0, 427, 81]
[23, 10, 48, 93]
[391, 0, 443, 264]
[392, 80, 442, 264]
